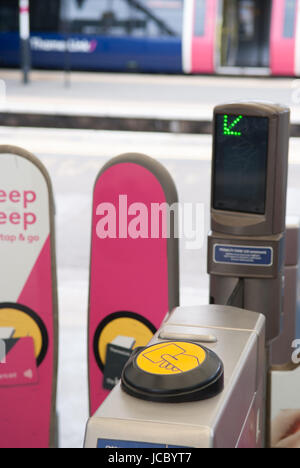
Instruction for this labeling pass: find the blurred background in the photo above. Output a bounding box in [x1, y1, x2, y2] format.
[1, 0, 299, 76]
[1, 0, 300, 448]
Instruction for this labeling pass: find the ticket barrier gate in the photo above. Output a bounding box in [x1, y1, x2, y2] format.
[208, 103, 290, 345]
[270, 219, 300, 448]
[271, 218, 300, 366]
[0, 146, 58, 448]
[84, 220, 300, 449]
[85, 102, 293, 449]
[88, 153, 179, 416]
[84, 305, 265, 449]
[0, 103, 296, 448]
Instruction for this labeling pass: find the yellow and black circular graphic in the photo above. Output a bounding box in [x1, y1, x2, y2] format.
[93, 311, 156, 371]
[136, 341, 207, 376]
[122, 340, 224, 403]
[0, 303, 48, 366]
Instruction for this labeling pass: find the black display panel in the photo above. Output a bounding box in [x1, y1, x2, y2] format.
[213, 114, 269, 214]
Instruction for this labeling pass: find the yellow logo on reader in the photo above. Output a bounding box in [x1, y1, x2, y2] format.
[136, 342, 206, 375]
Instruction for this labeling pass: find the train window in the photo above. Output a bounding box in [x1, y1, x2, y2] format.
[283, 0, 297, 38]
[143, 0, 183, 36]
[60, 0, 183, 37]
[0, 0, 60, 34]
[0, 0, 18, 33]
[238, 0, 256, 40]
[30, 0, 61, 33]
[194, 0, 206, 37]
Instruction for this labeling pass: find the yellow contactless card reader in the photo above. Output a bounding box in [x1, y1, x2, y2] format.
[121, 340, 224, 403]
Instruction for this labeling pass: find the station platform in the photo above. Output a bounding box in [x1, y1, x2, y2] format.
[2, 70, 300, 134]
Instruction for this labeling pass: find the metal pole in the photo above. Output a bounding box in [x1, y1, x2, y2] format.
[19, 0, 31, 84]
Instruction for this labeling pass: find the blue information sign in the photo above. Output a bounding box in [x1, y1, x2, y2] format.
[214, 245, 273, 267]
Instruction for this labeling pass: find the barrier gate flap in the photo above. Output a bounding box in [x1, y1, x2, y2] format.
[0, 146, 58, 448]
[88, 153, 180, 415]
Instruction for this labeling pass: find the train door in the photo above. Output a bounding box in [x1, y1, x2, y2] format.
[270, 0, 299, 76]
[216, 0, 272, 74]
[182, 0, 218, 74]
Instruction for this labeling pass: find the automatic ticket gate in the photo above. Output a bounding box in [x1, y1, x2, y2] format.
[85, 305, 265, 449]
[272, 218, 300, 366]
[208, 103, 290, 344]
[0, 102, 295, 448]
[88, 153, 180, 416]
[0, 146, 58, 449]
[85, 102, 291, 449]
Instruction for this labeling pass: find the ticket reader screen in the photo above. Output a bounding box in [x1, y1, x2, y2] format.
[213, 115, 269, 215]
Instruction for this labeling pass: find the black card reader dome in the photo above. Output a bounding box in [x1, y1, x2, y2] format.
[121, 341, 224, 403]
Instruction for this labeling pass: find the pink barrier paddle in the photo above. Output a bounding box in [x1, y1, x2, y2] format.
[88, 153, 179, 415]
[0, 146, 58, 448]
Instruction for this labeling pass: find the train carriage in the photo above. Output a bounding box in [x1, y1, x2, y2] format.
[0, 0, 299, 76]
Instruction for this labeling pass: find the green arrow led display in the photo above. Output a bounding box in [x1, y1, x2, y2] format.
[223, 115, 243, 136]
